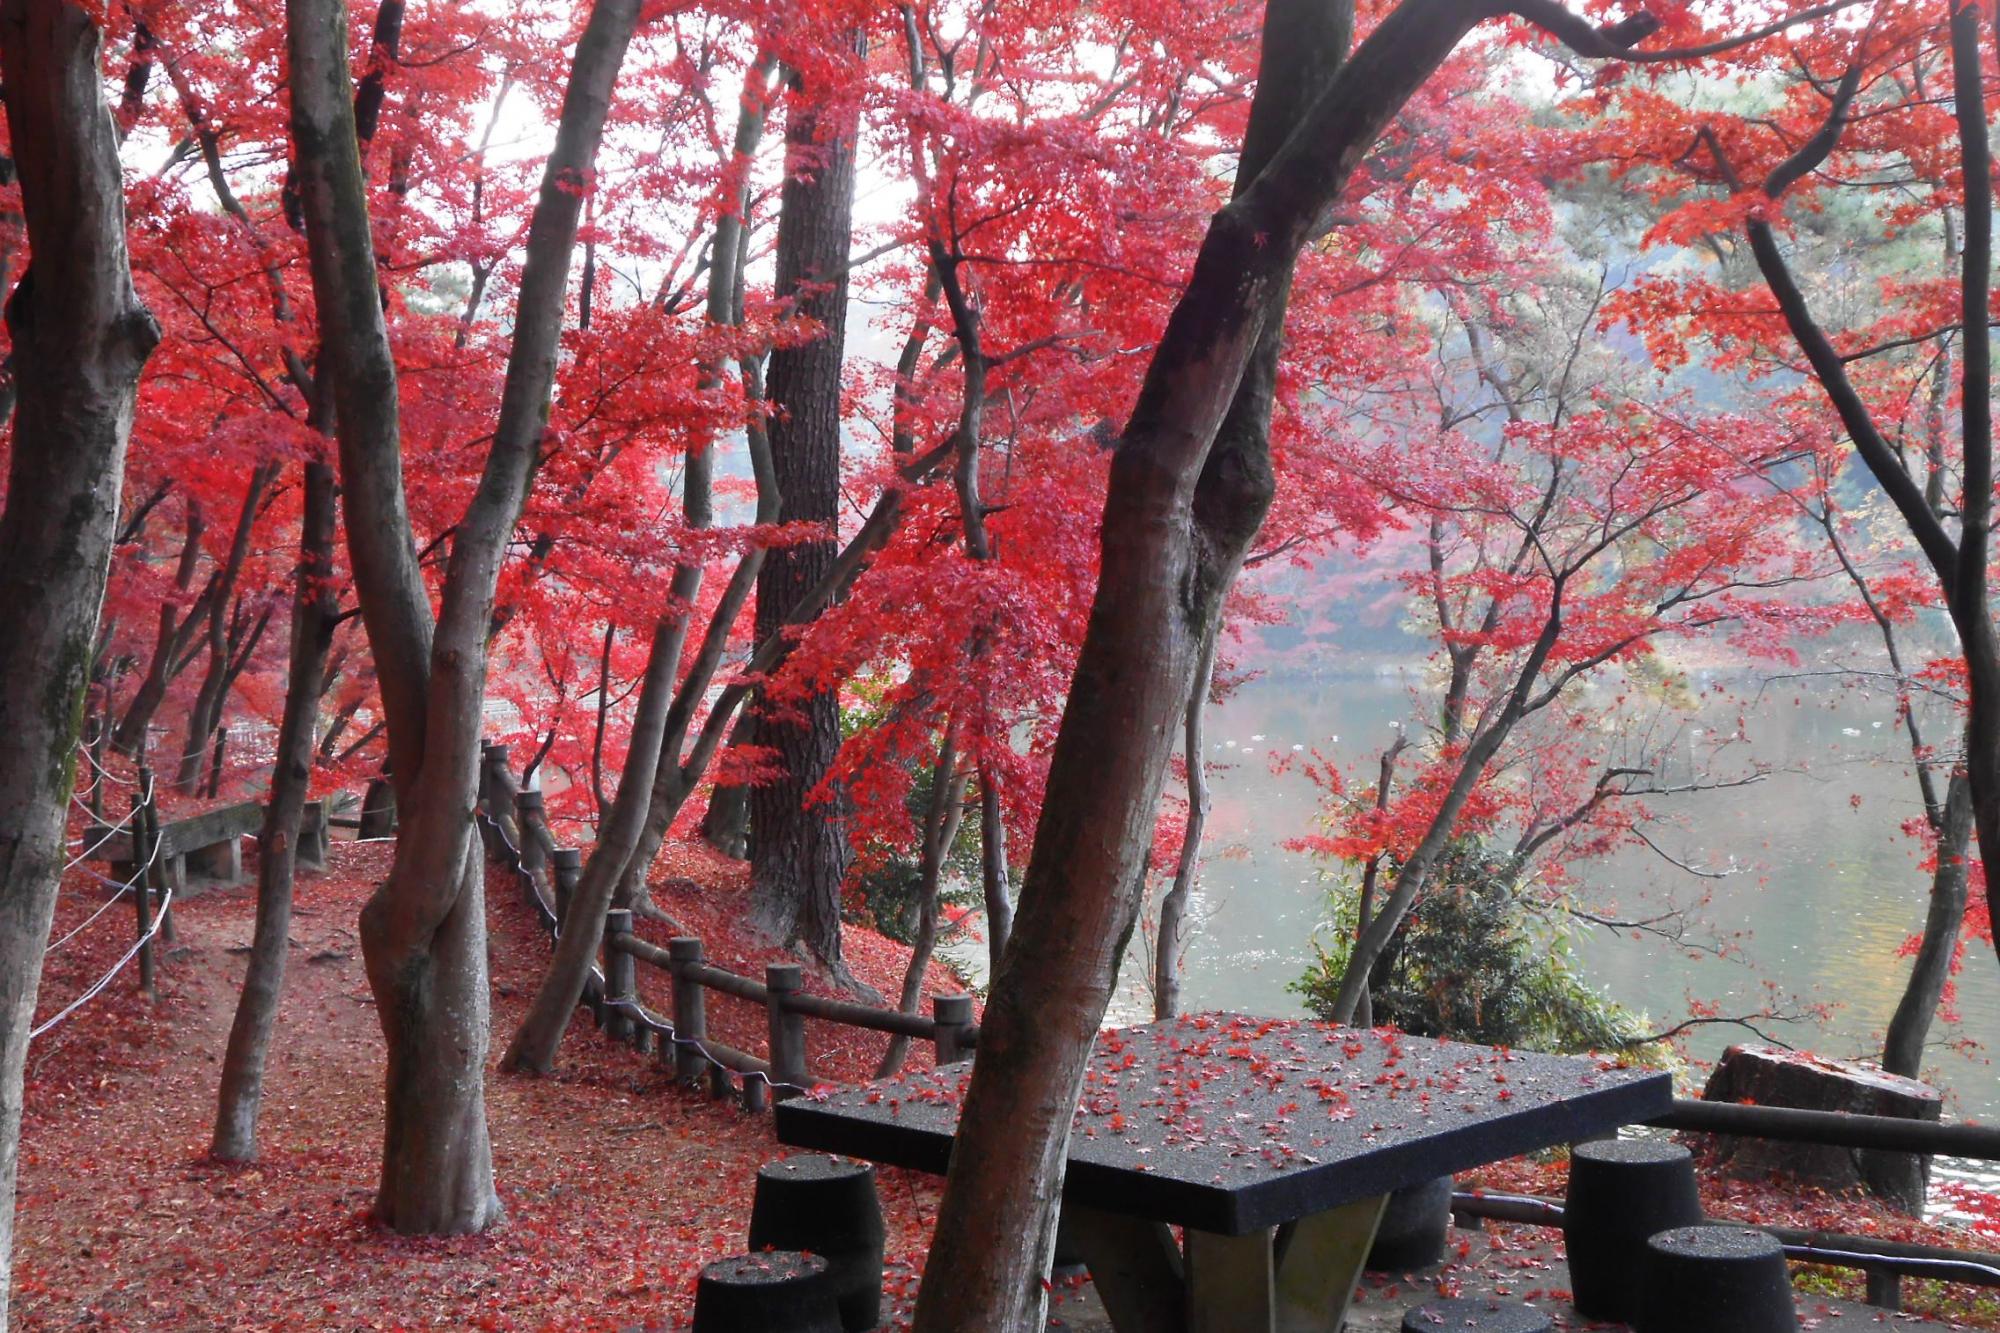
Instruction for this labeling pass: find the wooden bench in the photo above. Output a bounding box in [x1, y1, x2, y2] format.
[86, 798, 330, 888]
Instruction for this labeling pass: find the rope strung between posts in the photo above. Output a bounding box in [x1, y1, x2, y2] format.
[51, 770, 159, 951]
[64, 789, 145, 864]
[42, 862, 145, 956]
[76, 729, 136, 789]
[473, 802, 819, 1100]
[31, 828, 172, 1040]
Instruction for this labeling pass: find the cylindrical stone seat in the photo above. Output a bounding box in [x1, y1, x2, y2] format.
[692, 1251, 841, 1333]
[1402, 1297, 1554, 1332]
[1639, 1225, 1799, 1333]
[748, 1155, 885, 1331]
[1563, 1136, 1704, 1322]
[1368, 1175, 1454, 1271]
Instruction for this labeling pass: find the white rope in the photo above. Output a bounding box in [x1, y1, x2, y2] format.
[78, 738, 136, 787]
[42, 869, 138, 956]
[64, 794, 142, 864]
[31, 874, 171, 1039]
[32, 778, 169, 1040]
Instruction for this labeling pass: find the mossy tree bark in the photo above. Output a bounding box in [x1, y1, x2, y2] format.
[0, 2, 160, 1323]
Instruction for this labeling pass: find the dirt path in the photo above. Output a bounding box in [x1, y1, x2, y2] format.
[14, 841, 944, 1330]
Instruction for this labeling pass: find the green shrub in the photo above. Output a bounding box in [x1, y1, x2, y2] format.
[1292, 844, 1658, 1057]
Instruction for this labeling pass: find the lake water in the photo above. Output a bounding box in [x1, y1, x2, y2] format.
[1089, 665, 2000, 1206]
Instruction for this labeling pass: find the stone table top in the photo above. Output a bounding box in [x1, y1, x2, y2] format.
[774, 1013, 1669, 1234]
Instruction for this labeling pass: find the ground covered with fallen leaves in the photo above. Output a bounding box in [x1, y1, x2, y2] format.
[15, 836, 2000, 1329]
[15, 838, 959, 1330]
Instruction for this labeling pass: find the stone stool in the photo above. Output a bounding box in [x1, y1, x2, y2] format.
[692, 1252, 841, 1333]
[1563, 1137, 1705, 1322]
[1368, 1175, 1455, 1271]
[1639, 1225, 1799, 1333]
[748, 1155, 885, 1331]
[1401, 1297, 1553, 1332]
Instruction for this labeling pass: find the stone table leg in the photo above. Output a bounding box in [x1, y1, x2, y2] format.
[1071, 1194, 1388, 1333]
[1274, 1194, 1388, 1332]
[1186, 1227, 1275, 1333]
[1066, 1204, 1187, 1333]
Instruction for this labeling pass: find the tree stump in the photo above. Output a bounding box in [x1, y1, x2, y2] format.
[1699, 1045, 1942, 1214]
[297, 799, 329, 870]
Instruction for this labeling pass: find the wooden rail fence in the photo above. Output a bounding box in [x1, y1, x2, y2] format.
[474, 741, 978, 1113]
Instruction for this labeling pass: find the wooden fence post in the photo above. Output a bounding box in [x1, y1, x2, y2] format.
[484, 744, 514, 841]
[765, 963, 809, 1098]
[130, 790, 156, 998]
[669, 937, 707, 1086]
[139, 784, 176, 948]
[297, 799, 329, 870]
[933, 993, 974, 1065]
[358, 776, 396, 840]
[207, 726, 227, 798]
[515, 789, 547, 880]
[604, 908, 636, 1044]
[477, 739, 493, 808]
[552, 848, 582, 929]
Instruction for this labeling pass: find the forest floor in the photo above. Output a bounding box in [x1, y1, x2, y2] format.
[13, 837, 959, 1330]
[13, 835, 2000, 1330]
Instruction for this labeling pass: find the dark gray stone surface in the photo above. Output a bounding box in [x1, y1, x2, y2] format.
[1401, 1297, 1552, 1332]
[701, 1251, 827, 1285]
[776, 1015, 1669, 1234]
[1649, 1224, 1787, 1262]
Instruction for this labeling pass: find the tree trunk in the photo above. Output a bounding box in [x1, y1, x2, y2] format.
[747, 43, 865, 963]
[979, 765, 1011, 971]
[908, 0, 1394, 1319]
[287, 0, 642, 1232]
[1745, 2, 2000, 979]
[1154, 631, 1215, 1021]
[878, 734, 968, 1077]
[111, 505, 205, 758]
[700, 743, 751, 858]
[177, 464, 276, 794]
[1945, 0, 2000, 978]
[616, 55, 778, 906]
[1325, 603, 1564, 1024]
[503, 603, 694, 1072]
[1883, 772, 1974, 1080]
[903, 3, 1667, 1324]
[212, 457, 336, 1159]
[0, 3, 159, 1324]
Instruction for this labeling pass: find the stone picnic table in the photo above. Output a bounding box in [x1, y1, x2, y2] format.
[773, 1013, 1669, 1333]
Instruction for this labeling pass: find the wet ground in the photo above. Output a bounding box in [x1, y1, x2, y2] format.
[1040, 1222, 1962, 1331]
